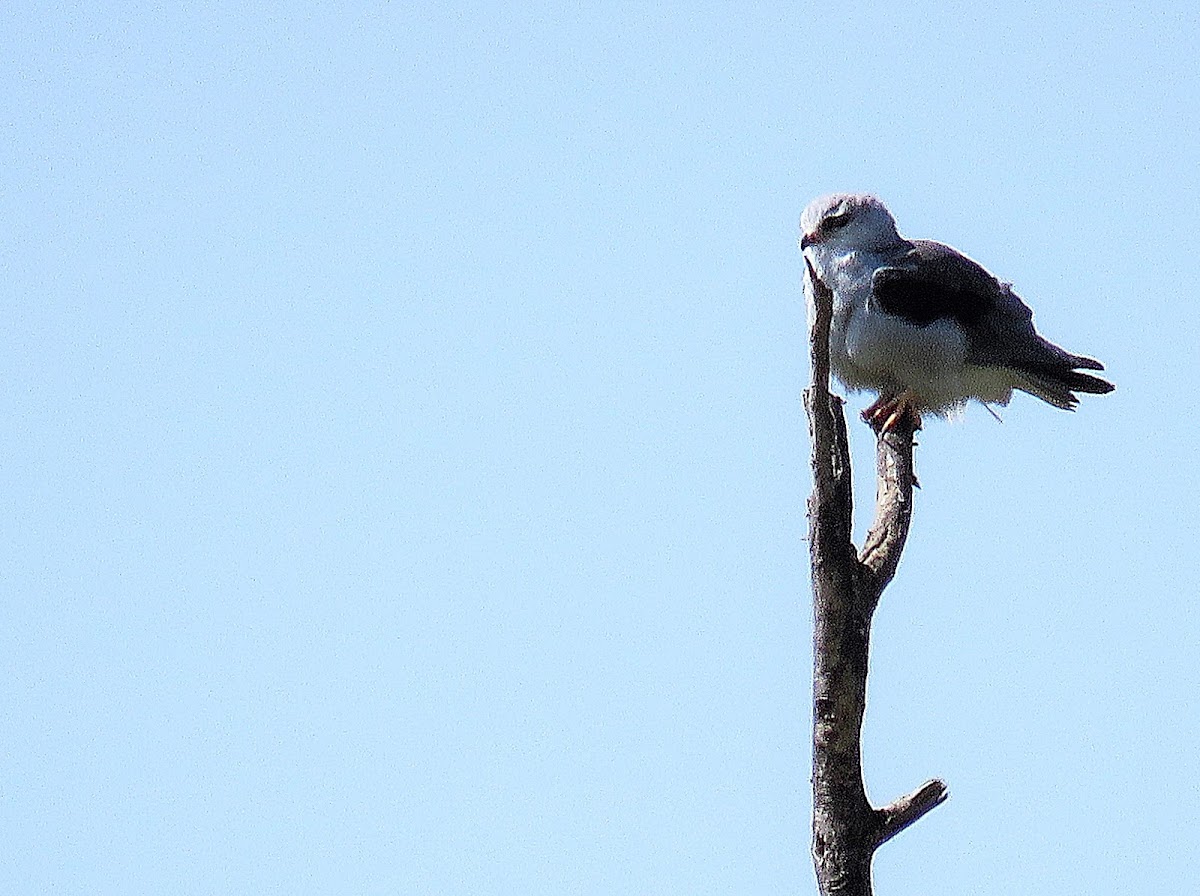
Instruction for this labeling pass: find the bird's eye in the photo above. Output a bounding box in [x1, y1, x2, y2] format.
[824, 211, 850, 230]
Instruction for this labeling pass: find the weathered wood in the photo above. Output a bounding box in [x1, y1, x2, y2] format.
[804, 259, 947, 895]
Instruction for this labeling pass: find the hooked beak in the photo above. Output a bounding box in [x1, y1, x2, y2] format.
[800, 231, 817, 250]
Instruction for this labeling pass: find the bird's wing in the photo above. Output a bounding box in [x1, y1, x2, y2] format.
[872, 240, 1112, 407]
[870, 240, 1008, 330]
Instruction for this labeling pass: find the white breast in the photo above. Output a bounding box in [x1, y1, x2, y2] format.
[809, 248, 977, 413]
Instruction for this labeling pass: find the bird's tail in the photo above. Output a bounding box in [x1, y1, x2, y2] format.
[1014, 354, 1114, 410]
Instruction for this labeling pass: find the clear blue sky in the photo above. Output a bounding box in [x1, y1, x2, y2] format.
[3, 3, 1198, 893]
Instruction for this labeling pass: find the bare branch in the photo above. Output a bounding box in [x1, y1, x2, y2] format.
[804, 260, 945, 895]
[805, 259, 831, 393]
[875, 780, 950, 848]
[803, 258, 854, 553]
[806, 261, 874, 895]
[859, 417, 917, 600]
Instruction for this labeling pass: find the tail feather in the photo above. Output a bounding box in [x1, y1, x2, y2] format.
[1072, 355, 1105, 371]
[1014, 359, 1114, 410]
[1062, 368, 1115, 394]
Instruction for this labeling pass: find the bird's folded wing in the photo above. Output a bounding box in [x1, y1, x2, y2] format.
[870, 240, 1014, 330]
[873, 241, 1111, 392]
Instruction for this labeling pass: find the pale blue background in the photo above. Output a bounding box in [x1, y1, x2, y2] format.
[3, 2, 1198, 893]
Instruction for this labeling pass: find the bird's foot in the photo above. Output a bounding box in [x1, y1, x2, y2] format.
[863, 390, 923, 434]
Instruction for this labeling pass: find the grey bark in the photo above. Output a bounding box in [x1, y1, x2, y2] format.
[803, 259, 948, 895]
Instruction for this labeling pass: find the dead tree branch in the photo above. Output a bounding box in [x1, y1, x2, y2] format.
[803, 259, 947, 895]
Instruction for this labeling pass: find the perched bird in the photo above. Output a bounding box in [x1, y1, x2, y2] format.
[800, 193, 1113, 431]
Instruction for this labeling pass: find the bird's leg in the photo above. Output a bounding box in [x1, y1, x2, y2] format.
[881, 393, 922, 433]
[862, 394, 891, 421]
[863, 390, 923, 434]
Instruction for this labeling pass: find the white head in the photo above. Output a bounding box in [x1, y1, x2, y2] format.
[799, 193, 903, 256]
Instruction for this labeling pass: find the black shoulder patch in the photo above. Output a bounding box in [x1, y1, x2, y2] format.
[871, 241, 1003, 328]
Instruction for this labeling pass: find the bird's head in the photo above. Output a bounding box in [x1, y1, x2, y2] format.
[799, 193, 902, 256]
